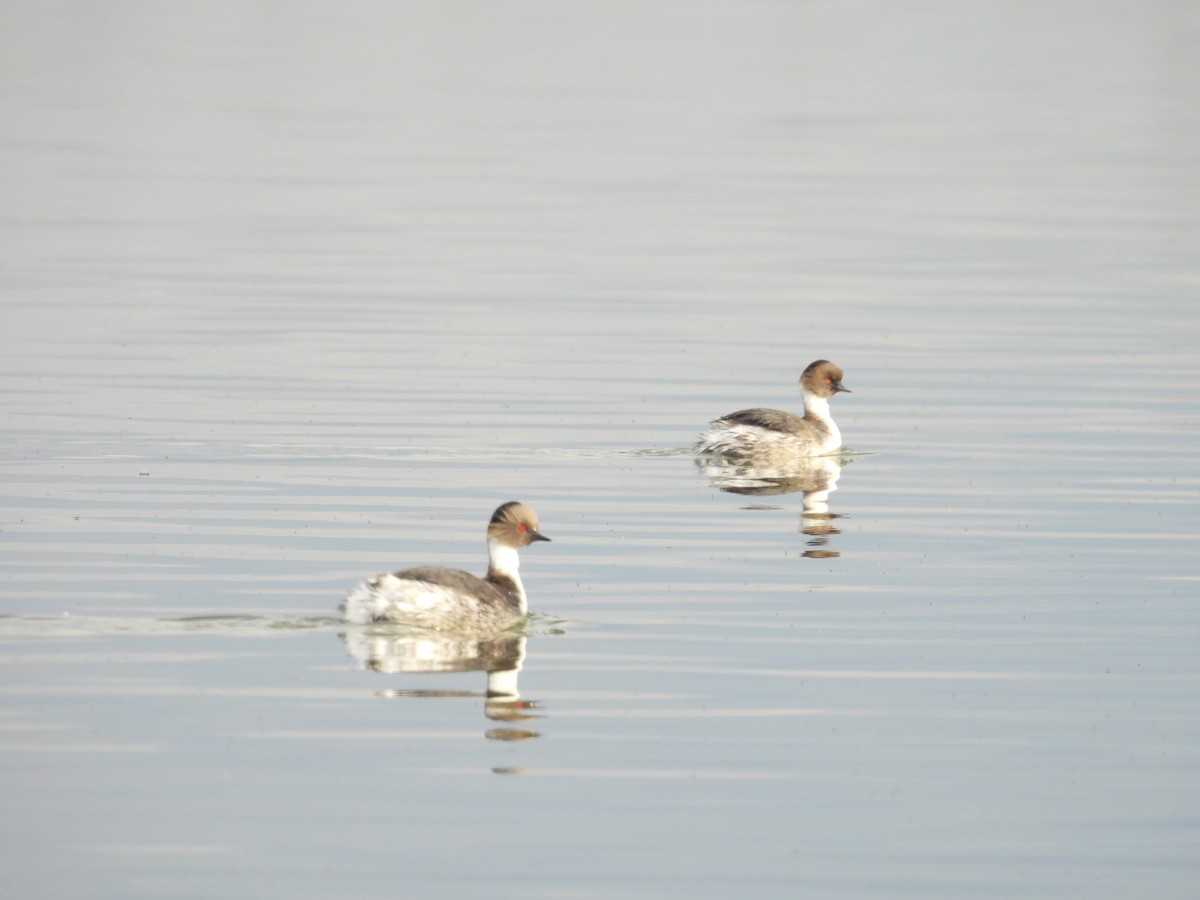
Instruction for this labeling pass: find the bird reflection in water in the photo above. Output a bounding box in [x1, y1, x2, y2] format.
[696, 454, 850, 558]
[339, 627, 540, 742]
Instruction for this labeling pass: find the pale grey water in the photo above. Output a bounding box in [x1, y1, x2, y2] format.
[2, 1, 1199, 897]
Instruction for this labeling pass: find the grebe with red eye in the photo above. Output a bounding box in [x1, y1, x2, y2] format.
[696, 359, 851, 460]
[341, 501, 551, 632]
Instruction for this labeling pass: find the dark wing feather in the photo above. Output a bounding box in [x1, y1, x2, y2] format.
[393, 565, 509, 603]
[715, 407, 808, 434]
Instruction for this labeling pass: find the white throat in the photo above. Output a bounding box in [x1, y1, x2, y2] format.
[487, 538, 527, 612]
[488, 539, 521, 577]
[803, 391, 832, 422]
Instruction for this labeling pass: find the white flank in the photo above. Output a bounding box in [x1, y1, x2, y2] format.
[341, 574, 469, 626]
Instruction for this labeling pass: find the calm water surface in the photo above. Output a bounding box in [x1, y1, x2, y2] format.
[2, 2, 1198, 897]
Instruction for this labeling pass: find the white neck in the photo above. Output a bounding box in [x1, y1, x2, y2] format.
[487, 539, 527, 612]
[802, 390, 841, 450]
[803, 391, 832, 422]
[488, 539, 521, 576]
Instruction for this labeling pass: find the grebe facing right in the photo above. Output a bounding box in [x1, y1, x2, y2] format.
[341, 501, 550, 632]
[696, 359, 851, 460]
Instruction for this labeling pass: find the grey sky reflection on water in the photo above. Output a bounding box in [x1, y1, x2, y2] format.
[1, 1, 1198, 897]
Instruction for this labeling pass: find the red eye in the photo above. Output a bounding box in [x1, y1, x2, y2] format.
[518, 524, 527, 532]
